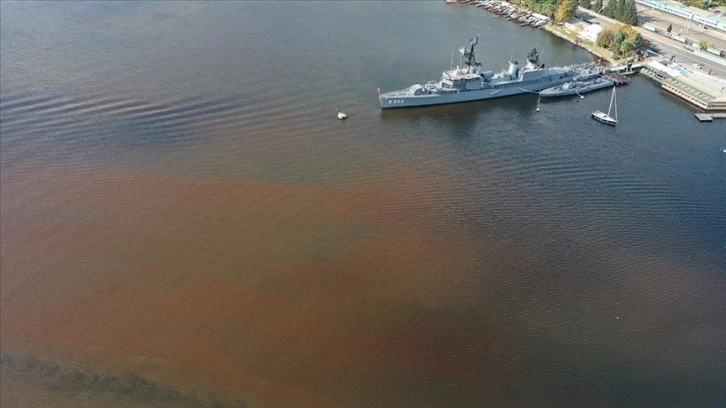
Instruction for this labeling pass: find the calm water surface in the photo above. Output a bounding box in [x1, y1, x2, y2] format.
[1, 2, 725, 407]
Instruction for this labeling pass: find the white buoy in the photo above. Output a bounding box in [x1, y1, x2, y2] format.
[337, 112, 347, 120]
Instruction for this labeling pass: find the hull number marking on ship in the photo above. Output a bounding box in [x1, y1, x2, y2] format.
[388, 99, 405, 104]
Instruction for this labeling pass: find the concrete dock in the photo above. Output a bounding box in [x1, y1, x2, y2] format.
[694, 112, 726, 122]
[641, 60, 726, 112]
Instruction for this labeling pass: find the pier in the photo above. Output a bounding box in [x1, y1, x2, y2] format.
[603, 72, 632, 86]
[641, 60, 726, 112]
[694, 112, 726, 122]
[606, 63, 645, 76]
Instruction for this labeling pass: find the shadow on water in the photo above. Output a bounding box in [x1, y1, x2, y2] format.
[0, 354, 247, 408]
[378, 93, 544, 142]
[379, 93, 539, 121]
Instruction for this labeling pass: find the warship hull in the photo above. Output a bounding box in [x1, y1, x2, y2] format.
[379, 77, 571, 109]
[540, 78, 614, 98]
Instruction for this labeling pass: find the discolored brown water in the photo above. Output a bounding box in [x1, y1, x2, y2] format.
[1, 2, 725, 408]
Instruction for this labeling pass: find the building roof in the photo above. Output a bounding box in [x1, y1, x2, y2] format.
[583, 24, 604, 33]
[643, 0, 726, 25]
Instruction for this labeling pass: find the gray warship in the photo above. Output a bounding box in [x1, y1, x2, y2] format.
[379, 36, 596, 109]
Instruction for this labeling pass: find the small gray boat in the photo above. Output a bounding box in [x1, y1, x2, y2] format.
[539, 76, 615, 98]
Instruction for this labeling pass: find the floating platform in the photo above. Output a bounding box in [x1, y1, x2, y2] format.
[606, 63, 644, 76]
[603, 73, 631, 85]
[694, 112, 726, 122]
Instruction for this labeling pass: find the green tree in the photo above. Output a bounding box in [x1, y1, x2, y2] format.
[666, 23, 672, 33]
[612, 29, 627, 53]
[593, 0, 603, 12]
[597, 24, 649, 57]
[579, 0, 592, 8]
[615, 0, 627, 21]
[602, 0, 638, 25]
[555, 0, 578, 22]
[623, 0, 638, 25]
[603, 0, 618, 17]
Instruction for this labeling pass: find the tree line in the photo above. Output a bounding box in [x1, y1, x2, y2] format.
[676, 0, 722, 10]
[601, 0, 638, 26]
[513, 0, 649, 58]
[514, 0, 638, 25]
[513, 0, 585, 21]
[514, 0, 570, 18]
[596, 24, 650, 59]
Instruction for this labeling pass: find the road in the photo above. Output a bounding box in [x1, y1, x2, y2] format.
[635, 3, 726, 49]
[577, 8, 726, 78]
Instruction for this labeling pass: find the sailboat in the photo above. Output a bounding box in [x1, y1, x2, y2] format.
[592, 85, 617, 126]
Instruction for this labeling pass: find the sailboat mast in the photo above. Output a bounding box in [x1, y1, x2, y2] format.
[607, 86, 615, 117]
[613, 87, 617, 121]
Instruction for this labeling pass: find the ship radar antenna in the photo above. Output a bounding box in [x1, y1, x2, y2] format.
[463, 35, 479, 67]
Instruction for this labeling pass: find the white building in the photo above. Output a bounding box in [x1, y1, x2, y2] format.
[580, 24, 604, 42]
[563, 17, 605, 43]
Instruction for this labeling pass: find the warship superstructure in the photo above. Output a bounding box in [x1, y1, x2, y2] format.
[379, 36, 596, 109]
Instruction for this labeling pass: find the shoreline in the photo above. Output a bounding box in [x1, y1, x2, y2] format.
[540, 24, 617, 64]
[462, 0, 726, 114]
[468, 1, 621, 65]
